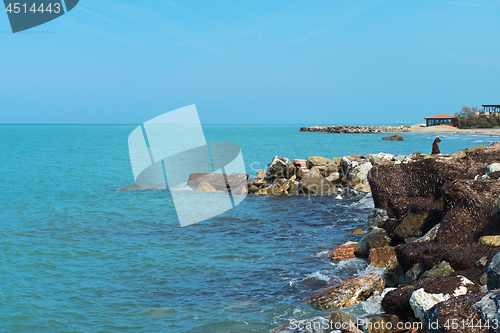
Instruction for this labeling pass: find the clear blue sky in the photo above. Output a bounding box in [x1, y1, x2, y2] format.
[1, 0, 499, 124]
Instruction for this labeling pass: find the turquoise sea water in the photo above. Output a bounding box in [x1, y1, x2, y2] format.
[1, 125, 498, 333]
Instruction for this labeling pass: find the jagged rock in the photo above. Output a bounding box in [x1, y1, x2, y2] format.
[395, 211, 430, 240]
[477, 256, 488, 267]
[471, 291, 500, 330]
[486, 163, 500, 175]
[393, 155, 406, 162]
[188, 172, 247, 190]
[382, 287, 418, 321]
[406, 263, 424, 286]
[382, 134, 403, 141]
[425, 293, 487, 333]
[292, 159, 308, 168]
[288, 179, 299, 194]
[467, 145, 488, 152]
[300, 168, 324, 180]
[326, 172, 341, 183]
[298, 178, 336, 195]
[367, 208, 389, 229]
[327, 243, 357, 261]
[257, 169, 267, 179]
[232, 184, 247, 195]
[487, 252, 500, 291]
[450, 149, 467, 159]
[371, 153, 394, 166]
[197, 180, 217, 192]
[307, 156, 335, 168]
[345, 229, 365, 238]
[248, 184, 260, 194]
[410, 275, 478, 321]
[359, 314, 405, 333]
[418, 261, 455, 285]
[368, 246, 402, 287]
[478, 236, 500, 246]
[268, 156, 295, 179]
[354, 228, 391, 257]
[349, 162, 372, 193]
[305, 274, 385, 310]
[269, 178, 289, 195]
[255, 187, 268, 195]
[414, 223, 441, 243]
[312, 165, 340, 178]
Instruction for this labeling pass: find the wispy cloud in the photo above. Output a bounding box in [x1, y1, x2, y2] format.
[77, 5, 117, 23]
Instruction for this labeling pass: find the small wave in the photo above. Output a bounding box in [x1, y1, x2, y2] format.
[169, 183, 193, 191]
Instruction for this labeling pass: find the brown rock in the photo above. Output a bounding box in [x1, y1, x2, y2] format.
[327, 243, 357, 261]
[305, 273, 385, 310]
[298, 178, 336, 195]
[369, 246, 403, 287]
[292, 159, 308, 168]
[345, 228, 365, 238]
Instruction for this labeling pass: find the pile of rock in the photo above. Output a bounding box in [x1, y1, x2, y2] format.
[271, 142, 500, 333]
[299, 125, 410, 134]
[248, 152, 421, 196]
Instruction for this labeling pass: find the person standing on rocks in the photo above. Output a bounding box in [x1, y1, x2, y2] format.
[431, 137, 441, 154]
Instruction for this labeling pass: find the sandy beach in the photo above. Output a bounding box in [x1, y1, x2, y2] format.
[410, 124, 500, 136]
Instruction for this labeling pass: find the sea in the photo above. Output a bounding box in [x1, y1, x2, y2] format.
[0, 125, 497, 333]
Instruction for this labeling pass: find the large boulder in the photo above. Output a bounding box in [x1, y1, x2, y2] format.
[382, 134, 403, 141]
[409, 275, 478, 321]
[368, 142, 500, 221]
[327, 242, 357, 261]
[487, 251, 500, 291]
[355, 228, 391, 257]
[425, 293, 488, 333]
[306, 156, 335, 168]
[349, 162, 373, 193]
[305, 274, 385, 310]
[368, 246, 402, 287]
[267, 156, 295, 179]
[383, 275, 481, 321]
[471, 291, 500, 332]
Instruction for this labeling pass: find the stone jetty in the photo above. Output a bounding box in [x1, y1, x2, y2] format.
[300, 125, 410, 134]
[271, 142, 500, 333]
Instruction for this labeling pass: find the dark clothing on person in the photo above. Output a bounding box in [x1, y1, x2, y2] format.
[431, 138, 441, 155]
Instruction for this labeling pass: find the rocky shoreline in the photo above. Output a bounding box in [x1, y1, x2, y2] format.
[300, 125, 410, 134]
[268, 142, 500, 333]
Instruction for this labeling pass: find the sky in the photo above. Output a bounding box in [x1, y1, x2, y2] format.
[1, 0, 499, 125]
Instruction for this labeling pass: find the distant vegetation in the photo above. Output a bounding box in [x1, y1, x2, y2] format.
[454, 106, 500, 129]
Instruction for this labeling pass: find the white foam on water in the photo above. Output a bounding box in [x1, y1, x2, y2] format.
[330, 258, 367, 274]
[168, 183, 193, 191]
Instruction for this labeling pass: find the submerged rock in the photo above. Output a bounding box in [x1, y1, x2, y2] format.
[345, 229, 365, 238]
[382, 134, 403, 141]
[305, 274, 385, 310]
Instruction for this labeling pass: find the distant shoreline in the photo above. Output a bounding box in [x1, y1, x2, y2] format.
[300, 124, 500, 136]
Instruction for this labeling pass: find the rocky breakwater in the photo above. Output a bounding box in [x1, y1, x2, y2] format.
[300, 125, 410, 134]
[247, 152, 419, 196]
[271, 142, 500, 333]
